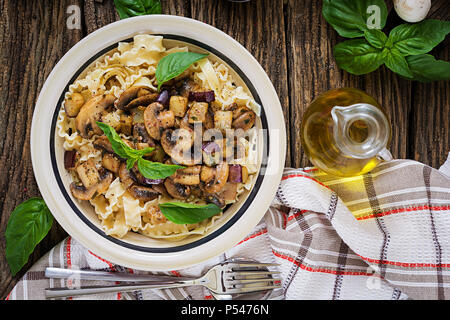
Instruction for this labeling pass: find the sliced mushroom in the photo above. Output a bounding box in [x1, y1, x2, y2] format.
[133, 123, 154, 144]
[118, 162, 135, 189]
[96, 169, 114, 194]
[70, 169, 113, 201]
[93, 136, 114, 154]
[172, 165, 201, 185]
[128, 185, 160, 202]
[115, 86, 158, 111]
[160, 128, 199, 166]
[70, 183, 97, 201]
[64, 93, 85, 118]
[164, 178, 191, 199]
[75, 94, 116, 139]
[202, 162, 229, 194]
[232, 110, 256, 131]
[144, 102, 175, 140]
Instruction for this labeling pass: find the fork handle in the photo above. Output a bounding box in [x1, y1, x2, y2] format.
[45, 267, 192, 282]
[45, 280, 198, 299]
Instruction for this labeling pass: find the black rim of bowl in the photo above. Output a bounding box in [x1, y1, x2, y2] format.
[49, 34, 270, 253]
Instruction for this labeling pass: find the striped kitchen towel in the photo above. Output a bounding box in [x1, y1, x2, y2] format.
[6, 153, 450, 300]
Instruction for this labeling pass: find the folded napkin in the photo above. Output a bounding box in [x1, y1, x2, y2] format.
[6, 153, 450, 300]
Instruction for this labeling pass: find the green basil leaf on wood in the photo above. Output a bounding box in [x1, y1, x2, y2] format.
[333, 39, 384, 75]
[364, 29, 388, 49]
[406, 54, 450, 82]
[389, 20, 450, 56]
[383, 48, 414, 79]
[114, 0, 162, 19]
[155, 52, 208, 91]
[322, 0, 388, 38]
[159, 202, 222, 224]
[5, 198, 53, 276]
[137, 157, 185, 180]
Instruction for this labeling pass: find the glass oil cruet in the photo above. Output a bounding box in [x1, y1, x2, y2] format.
[300, 88, 393, 177]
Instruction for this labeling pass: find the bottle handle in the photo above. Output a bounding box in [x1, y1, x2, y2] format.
[377, 148, 393, 162]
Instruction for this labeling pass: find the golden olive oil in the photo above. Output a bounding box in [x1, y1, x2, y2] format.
[301, 88, 392, 177]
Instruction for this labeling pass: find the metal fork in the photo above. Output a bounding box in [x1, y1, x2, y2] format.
[44, 261, 281, 299]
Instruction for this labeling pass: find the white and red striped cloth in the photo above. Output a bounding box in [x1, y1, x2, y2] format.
[6, 153, 450, 300]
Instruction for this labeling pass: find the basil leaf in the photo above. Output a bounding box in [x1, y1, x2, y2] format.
[156, 52, 208, 91]
[159, 202, 222, 224]
[333, 39, 384, 75]
[406, 54, 450, 82]
[97, 122, 154, 161]
[5, 198, 53, 276]
[389, 20, 450, 56]
[137, 157, 185, 179]
[114, 0, 161, 19]
[364, 29, 388, 49]
[384, 48, 414, 79]
[322, 0, 388, 38]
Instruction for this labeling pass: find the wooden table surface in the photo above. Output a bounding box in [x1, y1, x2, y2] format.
[0, 0, 448, 299]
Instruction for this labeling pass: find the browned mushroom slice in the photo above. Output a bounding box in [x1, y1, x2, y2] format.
[75, 94, 116, 139]
[70, 183, 97, 201]
[160, 128, 200, 166]
[232, 110, 256, 131]
[202, 162, 229, 194]
[128, 185, 160, 202]
[96, 170, 114, 194]
[93, 135, 114, 154]
[164, 178, 191, 200]
[64, 93, 85, 118]
[144, 102, 175, 140]
[70, 169, 113, 201]
[179, 79, 201, 98]
[118, 162, 135, 189]
[124, 93, 159, 111]
[133, 123, 154, 144]
[172, 165, 201, 185]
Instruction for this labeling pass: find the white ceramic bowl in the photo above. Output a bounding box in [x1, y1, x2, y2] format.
[31, 15, 286, 271]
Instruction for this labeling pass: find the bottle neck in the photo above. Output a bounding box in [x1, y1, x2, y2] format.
[331, 103, 391, 160]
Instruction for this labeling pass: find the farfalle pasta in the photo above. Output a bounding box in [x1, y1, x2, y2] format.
[57, 34, 260, 240]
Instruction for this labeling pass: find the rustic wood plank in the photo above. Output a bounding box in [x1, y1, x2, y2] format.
[409, 4, 450, 168]
[285, 1, 412, 168]
[190, 0, 292, 167]
[0, 0, 83, 299]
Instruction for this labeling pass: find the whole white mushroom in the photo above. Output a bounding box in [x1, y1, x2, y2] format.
[394, 0, 431, 22]
[393, 0, 431, 23]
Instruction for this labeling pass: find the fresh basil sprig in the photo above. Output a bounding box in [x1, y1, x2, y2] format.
[97, 121, 154, 170]
[159, 202, 222, 224]
[6, 198, 53, 276]
[113, 0, 161, 19]
[322, 0, 388, 38]
[323, 0, 450, 82]
[97, 122, 184, 179]
[156, 52, 208, 91]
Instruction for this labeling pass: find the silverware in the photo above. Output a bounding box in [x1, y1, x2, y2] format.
[45, 261, 281, 299]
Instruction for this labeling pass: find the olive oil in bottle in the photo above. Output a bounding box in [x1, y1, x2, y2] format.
[300, 88, 392, 177]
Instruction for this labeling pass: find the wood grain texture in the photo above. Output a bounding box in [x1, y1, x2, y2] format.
[190, 0, 291, 167]
[0, 0, 449, 299]
[0, 0, 83, 299]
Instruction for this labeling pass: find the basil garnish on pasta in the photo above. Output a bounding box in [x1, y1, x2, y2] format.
[159, 202, 222, 224]
[156, 52, 209, 91]
[97, 122, 184, 178]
